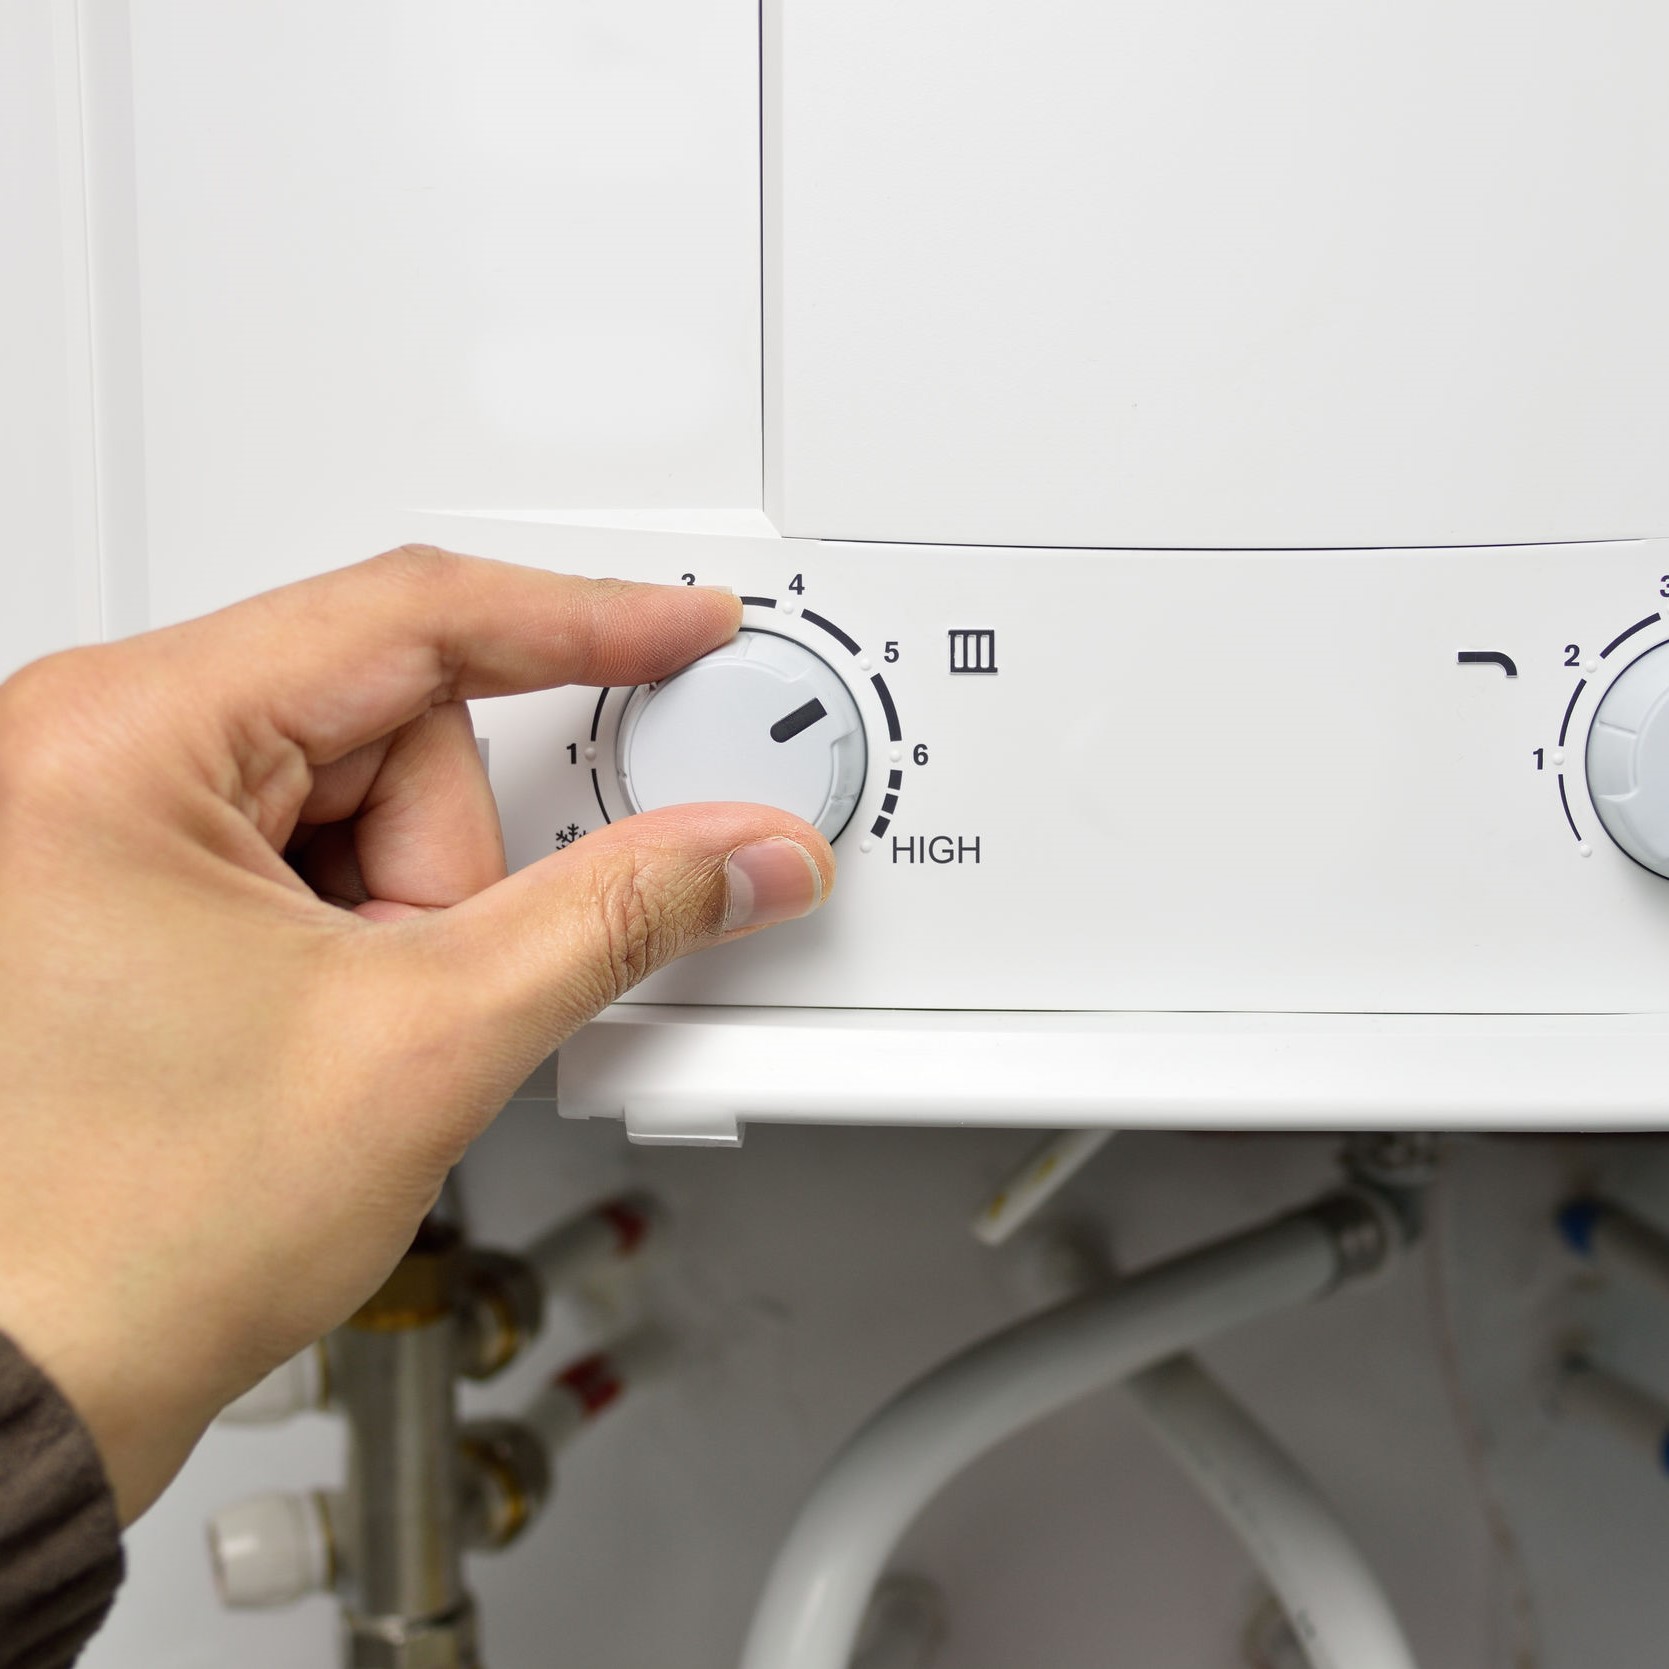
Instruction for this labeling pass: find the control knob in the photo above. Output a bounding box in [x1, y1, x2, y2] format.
[616, 629, 867, 840]
[1587, 640, 1669, 877]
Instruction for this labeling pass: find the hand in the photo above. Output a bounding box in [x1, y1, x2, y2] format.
[0, 547, 833, 1522]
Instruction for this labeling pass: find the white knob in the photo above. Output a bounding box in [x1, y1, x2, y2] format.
[207, 1491, 334, 1608]
[616, 630, 866, 839]
[1587, 641, 1669, 877]
[217, 1343, 328, 1424]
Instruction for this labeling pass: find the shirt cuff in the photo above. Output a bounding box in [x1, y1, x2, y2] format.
[0, 1330, 124, 1669]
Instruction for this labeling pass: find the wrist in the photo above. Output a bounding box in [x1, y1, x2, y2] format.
[0, 1266, 216, 1525]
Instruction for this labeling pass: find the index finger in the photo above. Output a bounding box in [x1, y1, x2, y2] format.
[151, 547, 741, 766]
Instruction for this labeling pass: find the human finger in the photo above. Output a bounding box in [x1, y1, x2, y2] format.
[286, 701, 505, 912]
[153, 546, 739, 772]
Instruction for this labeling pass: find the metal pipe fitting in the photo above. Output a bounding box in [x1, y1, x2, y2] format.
[456, 1249, 543, 1381]
[339, 1222, 474, 1669]
[457, 1419, 551, 1552]
[1343, 1134, 1441, 1244]
[342, 1602, 479, 1669]
[1309, 1189, 1401, 1287]
[207, 1199, 674, 1665]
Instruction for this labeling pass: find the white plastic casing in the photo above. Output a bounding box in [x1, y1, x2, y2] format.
[764, 0, 1669, 549]
[207, 1492, 333, 1609]
[22, 1, 1669, 1127]
[1586, 643, 1669, 878]
[450, 524, 1669, 1017]
[616, 630, 866, 840]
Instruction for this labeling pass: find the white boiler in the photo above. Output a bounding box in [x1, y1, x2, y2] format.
[12, 0, 1669, 1136]
[465, 0, 1669, 1136]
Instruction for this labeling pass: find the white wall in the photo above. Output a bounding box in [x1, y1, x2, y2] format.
[0, 0, 89, 676]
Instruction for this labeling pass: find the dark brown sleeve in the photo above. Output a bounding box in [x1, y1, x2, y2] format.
[0, 1332, 123, 1669]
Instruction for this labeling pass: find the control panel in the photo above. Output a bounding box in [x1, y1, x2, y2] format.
[415, 514, 1669, 1020]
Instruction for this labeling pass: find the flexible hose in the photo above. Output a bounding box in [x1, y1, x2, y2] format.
[1129, 1355, 1418, 1669]
[739, 1203, 1357, 1669]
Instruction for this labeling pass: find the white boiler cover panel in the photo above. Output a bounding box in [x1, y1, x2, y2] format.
[764, 0, 1669, 549]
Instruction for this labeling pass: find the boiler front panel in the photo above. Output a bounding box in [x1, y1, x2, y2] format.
[427, 516, 1669, 1016]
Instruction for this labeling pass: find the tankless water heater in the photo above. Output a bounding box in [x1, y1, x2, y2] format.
[29, 0, 1669, 1134]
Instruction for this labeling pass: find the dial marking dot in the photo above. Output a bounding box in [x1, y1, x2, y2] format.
[858, 654, 873, 671]
[1585, 660, 1600, 675]
[1578, 842, 1593, 857]
[583, 744, 597, 762]
[1550, 749, 1565, 767]
[890, 747, 903, 763]
[860, 838, 874, 854]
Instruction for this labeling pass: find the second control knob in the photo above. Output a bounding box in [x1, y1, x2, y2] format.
[616, 630, 867, 840]
[1587, 640, 1669, 877]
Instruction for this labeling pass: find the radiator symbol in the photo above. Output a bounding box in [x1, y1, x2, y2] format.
[948, 629, 998, 674]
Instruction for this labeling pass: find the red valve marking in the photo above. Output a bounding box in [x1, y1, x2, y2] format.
[557, 1353, 625, 1418]
[601, 1199, 651, 1257]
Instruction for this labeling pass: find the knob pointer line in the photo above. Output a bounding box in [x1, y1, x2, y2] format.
[770, 699, 829, 743]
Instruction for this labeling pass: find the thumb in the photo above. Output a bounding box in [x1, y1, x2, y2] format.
[433, 802, 834, 1056]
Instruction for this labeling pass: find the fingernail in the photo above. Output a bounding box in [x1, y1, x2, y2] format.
[696, 584, 737, 598]
[723, 838, 824, 932]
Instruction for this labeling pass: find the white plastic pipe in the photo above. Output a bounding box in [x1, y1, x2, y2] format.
[1559, 1197, 1669, 1304]
[738, 1207, 1346, 1669]
[207, 1490, 337, 1608]
[525, 1191, 664, 1297]
[522, 1329, 675, 1457]
[1127, 1357, 1418, 1669]
[971, 1129, 1113, 1246]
